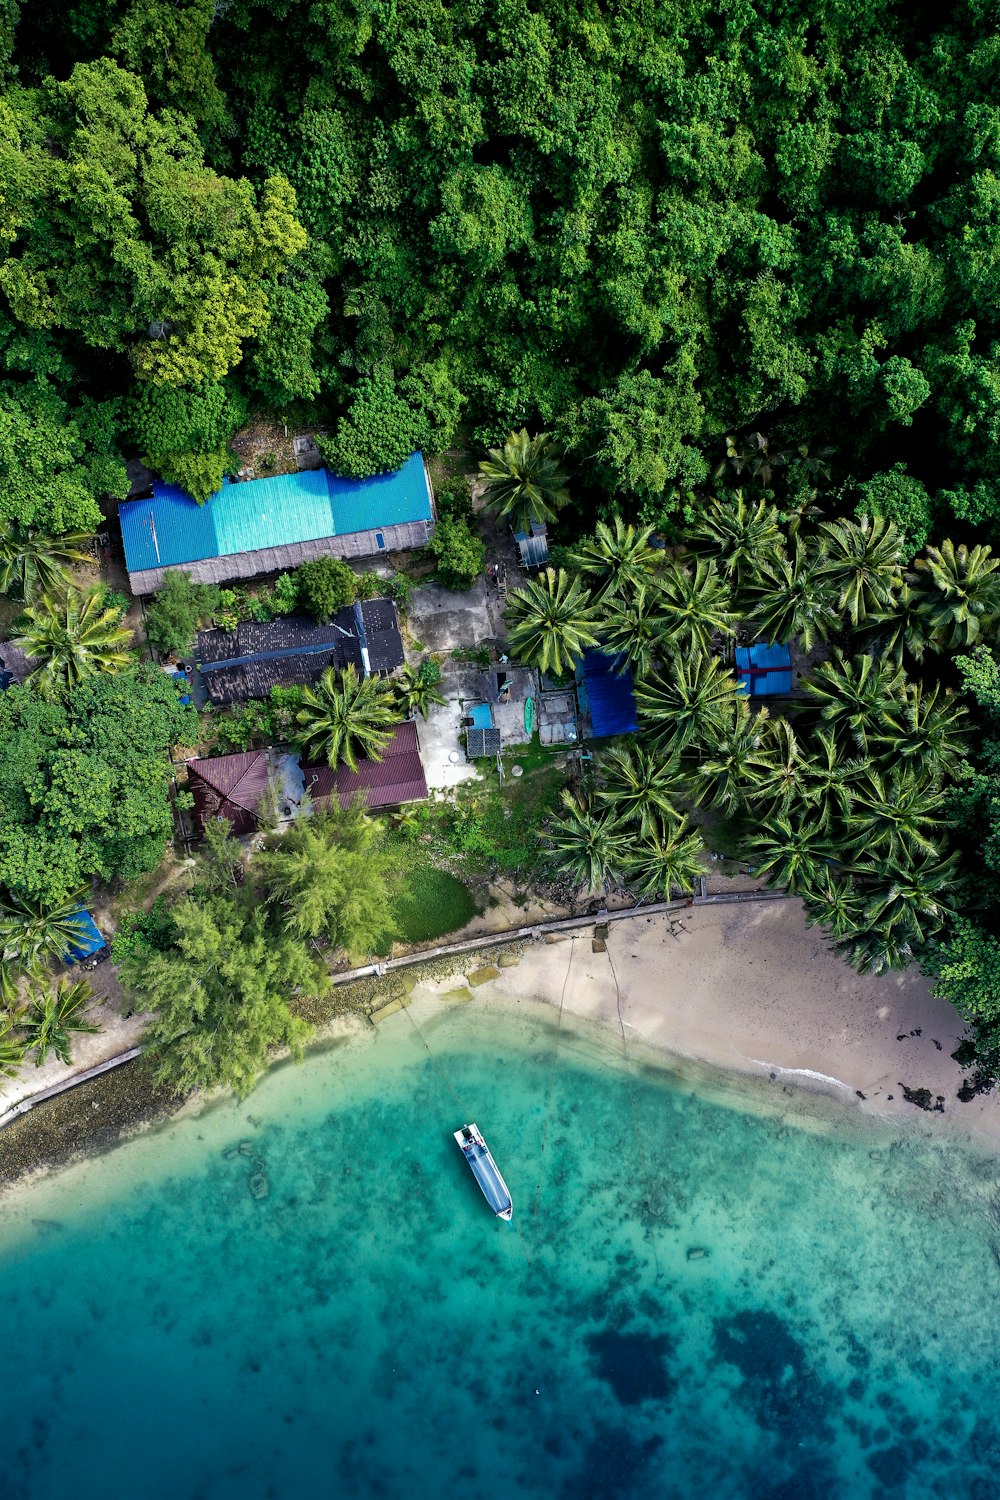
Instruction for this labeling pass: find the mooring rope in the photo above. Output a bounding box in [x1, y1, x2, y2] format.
[528, 934, 577, 1235]
[401, 1004, 471, 1120]
[606, 942, 664, 1285]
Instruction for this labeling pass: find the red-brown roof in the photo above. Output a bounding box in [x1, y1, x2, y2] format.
[187, 751, 273, 836]
[304, 720, 428, 811]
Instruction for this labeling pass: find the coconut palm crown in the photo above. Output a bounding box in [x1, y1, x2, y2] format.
[478, 429, 571, 534]
[296, 664, 399, 772]
[0, 528, 94, 603]
[571, 518, 660, 598]
[15, 586, 132, 697]
[504, 568, 601, 677]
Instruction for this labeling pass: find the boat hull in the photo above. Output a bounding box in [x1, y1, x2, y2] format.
[454, 1124, 513, 1220]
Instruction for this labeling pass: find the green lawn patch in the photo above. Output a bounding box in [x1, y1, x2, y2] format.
[388, 863, 478, 945]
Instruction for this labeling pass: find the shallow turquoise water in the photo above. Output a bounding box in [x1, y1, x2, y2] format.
[3, 995, 1000, 1499]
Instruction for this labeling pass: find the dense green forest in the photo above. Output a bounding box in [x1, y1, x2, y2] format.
[0, 0, 998, 528]
[5, 0, 1000, 1085]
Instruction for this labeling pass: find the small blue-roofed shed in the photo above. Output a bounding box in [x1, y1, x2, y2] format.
[64, 909, 104, 964]
[120, 453, 435, 595]
[735, 642, 793, 696]
[579, 649, 638, 737]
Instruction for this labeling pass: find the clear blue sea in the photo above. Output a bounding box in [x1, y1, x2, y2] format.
[3, 993, 1000, 1500]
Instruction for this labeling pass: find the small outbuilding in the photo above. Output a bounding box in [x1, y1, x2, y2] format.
[735, 642, 793, 696]
[187, 749, 305, 836]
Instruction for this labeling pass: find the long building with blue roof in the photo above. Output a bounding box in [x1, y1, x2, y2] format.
[120, 453, 435, 594]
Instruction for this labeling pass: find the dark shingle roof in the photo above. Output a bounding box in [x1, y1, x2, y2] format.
[187, 751, 274, 836]
[195, 600, 404, 706]
[304, 720, 427, 810]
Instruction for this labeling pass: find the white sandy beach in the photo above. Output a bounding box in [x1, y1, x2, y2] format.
[416, 900, 1000, 1139]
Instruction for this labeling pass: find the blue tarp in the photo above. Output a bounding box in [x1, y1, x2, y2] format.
[120, 454, 432, 575]
[735, 642, 793, 696]
[580, 649, 638, 737]
[65, 909, 104, 963]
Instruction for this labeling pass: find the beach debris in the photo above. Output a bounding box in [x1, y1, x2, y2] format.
[687, 1247, 709, 1261]
[856, 1091, 866, 1100]
[238, 1140, 256, 1157]
[222, 1145, 239, 1159]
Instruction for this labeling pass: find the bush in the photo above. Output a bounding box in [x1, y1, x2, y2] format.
[109, 895, 178, 965]
[296, 556, 356, 620]
[99, 586, 130, 621]
[353, 570, 380, 601]
[320, 372, 428, 478]
[428, 512, 485, 589]
[436, 484, 473, 521]
[856, 465, 934, 562]
[271, 572, 299, 615]
[145, 570, 221, 656]
[387, 571, 415, 609]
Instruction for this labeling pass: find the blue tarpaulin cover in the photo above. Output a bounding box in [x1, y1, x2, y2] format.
[65, 909, 104, 963]
[735, 642, 793, 696]
[580, 649, 638, 736]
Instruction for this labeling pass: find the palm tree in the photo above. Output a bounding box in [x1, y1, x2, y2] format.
[743, 814, 834, 894]
[754, 718, 811, 816]
[624, 815, 705, 898]
[635, 653, 741, 756]
[836, 925, 917, 976]
[394, 663, 447, 720]
[504, 568, 601, 677]
[742, 537, 835, 651]
[870, 681, 968, 784]
[0, 890, 93, 979]
[801, 868, 866, 940]
[15, 586, 132, 697]
[689, 491, 784, 591]
[0, 1013, 26, 1079]
[801, 727, 859, 829]
[858, 849, 958, 945]
[693, 704, 770, 811]
[847, 768, 946, 862]
[600, 584, 670, 679]
[803, 652, 905, 750]
[571, 518, 660, 599]
[596, 744, 690, 833]
[655, 558, 736, 657]
[23, 976, 99, 1067]
[295, 664, 399, 771]
[0, 528, 94, 603]
[817, 515, 904, 627]
[478, 430, 571, 533]
[906, 539, 1000, 656]
[544, 787, 627, 893]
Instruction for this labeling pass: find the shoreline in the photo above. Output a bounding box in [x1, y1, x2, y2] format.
[2, 901, 998, 1194]
[412, 900, 1000, 1144]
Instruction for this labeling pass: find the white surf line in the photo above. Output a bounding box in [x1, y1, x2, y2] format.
[748, 1058, 857, 1095]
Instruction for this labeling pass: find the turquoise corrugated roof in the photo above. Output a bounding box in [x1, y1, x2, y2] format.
[120, 453, 431, 575]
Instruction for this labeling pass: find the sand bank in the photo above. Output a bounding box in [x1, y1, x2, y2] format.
[414, 900, 1000, 1139]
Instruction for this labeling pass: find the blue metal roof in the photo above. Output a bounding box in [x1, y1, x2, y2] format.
[735, 642, 793, 696]
[120, 454, 431, 574]
[65, 909, 104, 963]
[580, 649, 638, 737]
